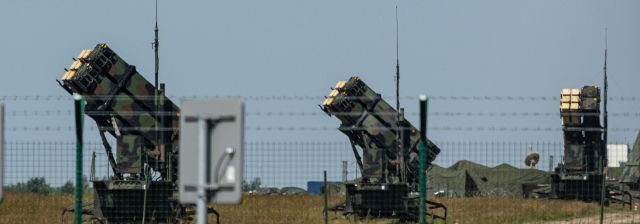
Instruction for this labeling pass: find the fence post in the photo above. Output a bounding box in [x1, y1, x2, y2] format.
[324, 170, 328, 224]
[74, 94, 84, 224]
[419, 94, 428, 224]
[600, 156, 606, 224]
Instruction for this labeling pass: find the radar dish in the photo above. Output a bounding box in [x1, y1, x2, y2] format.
[525, 146, 540, 169]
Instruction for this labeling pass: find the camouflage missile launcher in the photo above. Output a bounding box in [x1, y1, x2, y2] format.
[550, 86, 607, 201]
[321, 77, 440, 183]
[60, 44, 179, 150]
[58, 44, 190, 223]
[320, 77, 445, 222]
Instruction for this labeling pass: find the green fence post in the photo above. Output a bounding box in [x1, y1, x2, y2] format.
[74, 94, 84, 224]
[600, 156, 606, 224]
[419, 95, 428, 224]
[324, 170, 328, 224]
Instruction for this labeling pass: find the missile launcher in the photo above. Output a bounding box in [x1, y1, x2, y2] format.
[320, 77, 445, 222]
[558, 87, 605, 171]
[57, 44, 190, 223]
[550, 86, 608, 201]
[60, 44, 179, 147]
[321, 77, 440, 180]
[541, 50, 634, 207]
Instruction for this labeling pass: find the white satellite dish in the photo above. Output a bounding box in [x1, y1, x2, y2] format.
[525, 146, 540, 169]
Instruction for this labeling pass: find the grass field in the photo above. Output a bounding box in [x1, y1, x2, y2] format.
[0, 192, 635, 223]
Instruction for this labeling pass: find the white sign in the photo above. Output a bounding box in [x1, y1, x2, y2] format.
[179, 99, 244, 204]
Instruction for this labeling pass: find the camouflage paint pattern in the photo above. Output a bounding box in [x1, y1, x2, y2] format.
[116, 135, 143, 173]
[59, 43, 180, 177]
[60, 44, 179, 148]
[361, 139, 384, 178]
[619, 131, 640, 183]
[560, 85, 604, 173]
[581, 97, 599, 111]
[564, 144, 584, 170]
[59, 44, 183, 222]
[321, 77, 440, 181]
[581, 86, 600, 99]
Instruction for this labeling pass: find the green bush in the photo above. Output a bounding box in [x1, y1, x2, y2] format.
[59, 180, 75, 194]
[25, 177, 51, 195]
[242, 177, 262, 192]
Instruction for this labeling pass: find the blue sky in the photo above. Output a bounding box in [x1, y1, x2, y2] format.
[1, 1, 639, 185]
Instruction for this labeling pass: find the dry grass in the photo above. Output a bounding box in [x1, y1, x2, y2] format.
[0, 192, 633, 224]
[0, 192, 93, 224]
[209, 195, 347, 224]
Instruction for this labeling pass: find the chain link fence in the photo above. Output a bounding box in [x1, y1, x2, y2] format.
[2, 140, 638, 223]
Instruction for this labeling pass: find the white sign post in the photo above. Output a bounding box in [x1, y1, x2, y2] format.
[179, 99, 244, 224]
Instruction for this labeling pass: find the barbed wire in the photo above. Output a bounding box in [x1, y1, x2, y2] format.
[6, 126, 639, 132]
[5, 127, 178, 131]
[6, 110, 640, 117]
[0, 140, 573, 144]
[1, 95, 639, 101]
[6, 110, 178, 116]
[6, 110, 73, 116]
[247, 111, 639, 117]
[243, 127, 639, 132]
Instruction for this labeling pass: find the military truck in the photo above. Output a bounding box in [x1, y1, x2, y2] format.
[320, 77, 446, 222]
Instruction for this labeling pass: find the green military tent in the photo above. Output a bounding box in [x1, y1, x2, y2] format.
[322, 183, 346, 196]
[280, 187, 310, 195]
[608, 167, 624, 181]
[426, 160, 550, 197]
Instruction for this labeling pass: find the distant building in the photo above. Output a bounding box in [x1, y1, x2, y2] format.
[607, 144, 630, 167]
[307, 181, 342, 195]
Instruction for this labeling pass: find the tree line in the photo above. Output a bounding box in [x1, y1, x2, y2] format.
[4, 175, 98, 195]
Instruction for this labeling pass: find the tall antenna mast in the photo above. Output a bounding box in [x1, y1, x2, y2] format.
[153, 0, 160, 152]
[153, 0, 160, 126]
[154, 0, 159, 89]
[603, 29, 608, 160]
[599, 29, 608, 224]
[395, 6, 404, 183]
[395, 7, 400, 117]
[146, 1, 160, 223]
